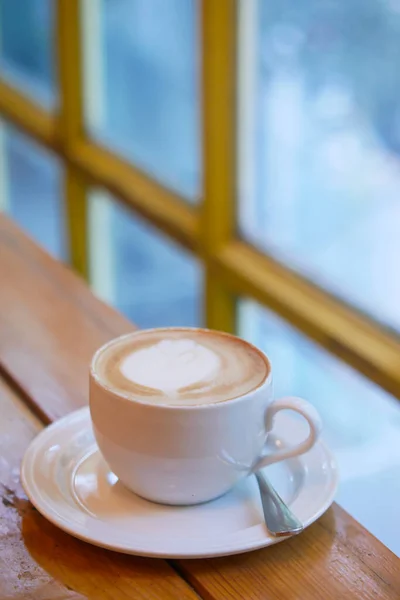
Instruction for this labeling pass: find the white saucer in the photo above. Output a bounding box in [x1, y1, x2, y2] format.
[21, 407, 338, 558]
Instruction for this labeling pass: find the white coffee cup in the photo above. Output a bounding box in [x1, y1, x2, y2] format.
[89, 329, 322, 505]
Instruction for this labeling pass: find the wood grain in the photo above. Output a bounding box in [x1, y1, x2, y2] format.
[0, 214, 131, 423]
[0, 215, 399, 600]
[0, 377, 83, 599]
[0, 376, 200, 600]
[177, 505, 400, 600]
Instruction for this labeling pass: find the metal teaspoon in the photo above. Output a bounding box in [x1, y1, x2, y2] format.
[255, 471, 304, 537]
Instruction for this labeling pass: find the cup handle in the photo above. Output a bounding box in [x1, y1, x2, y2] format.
[251, 397, 322, 473]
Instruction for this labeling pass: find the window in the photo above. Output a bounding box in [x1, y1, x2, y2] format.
[82, 0, 200, 201]
[0, 0, 56, 107]
[0, 120, 65, 258]
[88, 191, 202, 326]
[238, 0, 400, 332]
[0, 0, 399, 472]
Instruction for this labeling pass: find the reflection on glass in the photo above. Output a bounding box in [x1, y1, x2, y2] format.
[238, 0, 400, 330]
[83, 0, 200, 201]
[1, 121, 65, 259]
[0, 0, 56, 107]
[239, 299, 400, 555]
[88, 191, 203, 326]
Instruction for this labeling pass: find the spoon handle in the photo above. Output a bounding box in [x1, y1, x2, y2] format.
[255, 471, 304, 537]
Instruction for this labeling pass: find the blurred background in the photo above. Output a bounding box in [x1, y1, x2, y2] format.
[1, 0, 400, 554]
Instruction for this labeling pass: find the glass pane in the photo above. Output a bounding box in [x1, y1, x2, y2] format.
[239, 299, 400, 556]
[1, 121, 65, 259]
[238, 1, 400, 331]
[82, 0, 200, 201]
[88, 191, 203, 326]
[0, 0, 56, 107]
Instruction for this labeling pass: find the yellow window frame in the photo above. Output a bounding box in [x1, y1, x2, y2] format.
[0, 0, 399, 399]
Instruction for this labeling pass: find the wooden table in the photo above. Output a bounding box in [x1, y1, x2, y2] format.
[0, 214, 399, 600]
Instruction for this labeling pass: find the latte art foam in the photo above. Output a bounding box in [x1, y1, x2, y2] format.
[94, 328, 268, 406]
[120, 339, 221, 394]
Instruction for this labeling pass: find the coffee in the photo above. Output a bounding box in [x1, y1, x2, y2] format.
[93, 328, 269, 406]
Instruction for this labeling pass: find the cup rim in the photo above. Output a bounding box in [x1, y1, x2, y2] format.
[90, 327, 272, 411]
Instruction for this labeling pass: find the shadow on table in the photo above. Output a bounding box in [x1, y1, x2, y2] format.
[20, 502, 188, 597]
[19, 496, 337, 598]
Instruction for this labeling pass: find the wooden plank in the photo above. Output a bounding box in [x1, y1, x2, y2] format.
[0, 375, 201, 599]
[0, 378, 81, 599]
[0, 214, 131, 423]
[176, 504, 400, 600]
[0, 216, 399, 600]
